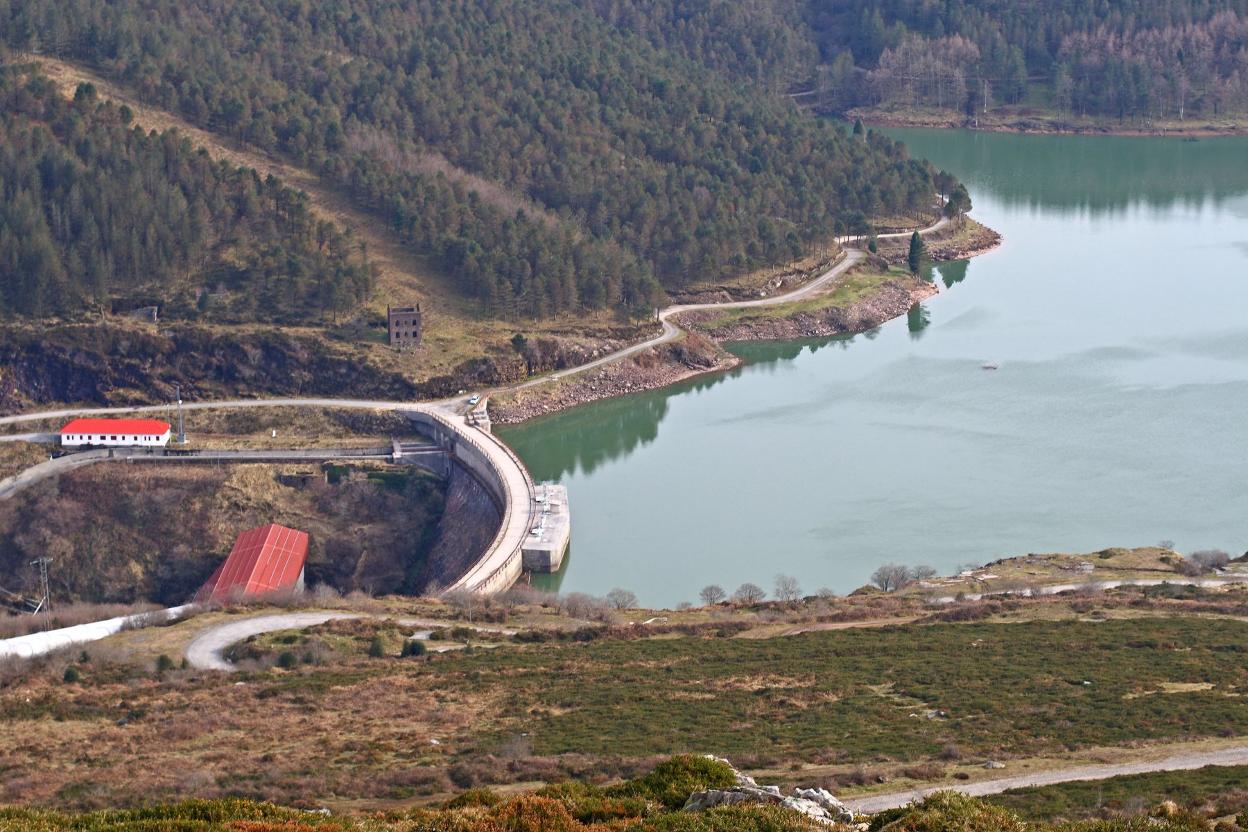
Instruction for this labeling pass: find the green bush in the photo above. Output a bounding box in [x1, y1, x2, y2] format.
[875, 792, 1028, 832]
[367, 635, 386, 658]
[62, 666, 81, 684]
[401, 639, 428, 658]
[444, 787, 503, 809]
[276, 651, 299, 669]
[609, 755, 739, 810]
[155, 654, 175, 673]
[637, 805, 817, 832]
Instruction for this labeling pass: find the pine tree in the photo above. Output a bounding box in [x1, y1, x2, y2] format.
[907, 231, 926, 275]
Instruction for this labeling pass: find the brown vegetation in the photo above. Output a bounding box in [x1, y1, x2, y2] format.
[0, 462, 444, 605]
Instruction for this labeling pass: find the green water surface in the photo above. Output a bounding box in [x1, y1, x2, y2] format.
[500, 129, 1248, 606]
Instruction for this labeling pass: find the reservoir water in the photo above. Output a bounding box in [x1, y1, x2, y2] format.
[499, 129, 1248, 607]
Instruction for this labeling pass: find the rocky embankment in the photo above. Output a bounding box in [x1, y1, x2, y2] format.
[679, 275, 937, 342]
[489, 333, 735, 424]
[0, 321, 646, 416]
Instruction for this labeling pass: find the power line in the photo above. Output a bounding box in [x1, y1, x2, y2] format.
[30, 557, 52, 615]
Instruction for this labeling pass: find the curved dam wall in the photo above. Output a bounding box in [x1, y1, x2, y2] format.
[417, 465, 503, 593]
[404, 410, 534, 596]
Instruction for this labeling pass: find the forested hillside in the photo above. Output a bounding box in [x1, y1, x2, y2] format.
[0, 69, 372, 322]
[470, 0, 1248, 123]
[0, 0, 939, 318]
[810, 0, 1248, 120]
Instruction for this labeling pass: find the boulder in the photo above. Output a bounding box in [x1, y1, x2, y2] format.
[792, 787, 855, 821]
[683, 761, 856, 827]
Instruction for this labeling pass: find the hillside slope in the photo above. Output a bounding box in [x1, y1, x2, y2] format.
[1, 0, 942, 314]
[0, 70, 371, 323]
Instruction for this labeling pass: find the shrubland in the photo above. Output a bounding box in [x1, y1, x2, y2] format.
[6, 594, 1248, 809]
[0, 764, 1243, 831]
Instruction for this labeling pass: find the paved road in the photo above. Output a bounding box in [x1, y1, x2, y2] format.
[0, 445, 435, 502]
[844, 744, 1248, 813]
[184, 611, 515, 670]
[0, 397, 426, 428]
[185, 612, 362, 670]
[511, 217, 949, 391]
[0, 448, 111, 500]
[0, 604, 194, 660]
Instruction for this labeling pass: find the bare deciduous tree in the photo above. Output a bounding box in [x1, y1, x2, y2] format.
[871, 564, 912, 592]
[910, 565, 937, 582]
[559, 592, 597, 619]
[699, 584, 726, 606]
[732, 582, 766, 605]
[774, 574, 802, 602]
[1189, 549, 1231, 573]
[605, 588, 637, 610]
[444, 589, 482, 622]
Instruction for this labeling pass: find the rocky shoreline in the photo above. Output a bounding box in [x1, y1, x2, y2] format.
[489, 333, 737, 425]
[491, 220, 1002, 424]
[679, 275, 938, 342]
[878, 218, 1002, 264]
[848, 107, 1248, 137]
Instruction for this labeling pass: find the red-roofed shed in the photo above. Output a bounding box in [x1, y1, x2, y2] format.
[197, 524, 310, 603]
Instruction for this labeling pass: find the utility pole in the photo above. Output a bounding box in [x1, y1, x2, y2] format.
[30, 557, 52, 615]
[175, 383, 187, 444]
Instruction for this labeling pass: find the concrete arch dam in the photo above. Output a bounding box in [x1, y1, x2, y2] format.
[404, 409, 536, 595]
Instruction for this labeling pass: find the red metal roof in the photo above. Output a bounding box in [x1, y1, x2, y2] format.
[196, 524, 310, 603]
[60, 418, 171, 436]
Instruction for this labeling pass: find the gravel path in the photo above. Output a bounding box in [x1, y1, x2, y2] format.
[184, 611, 515, 670]
[184, 612, 361, 670]
[844, 745, 1248, 813]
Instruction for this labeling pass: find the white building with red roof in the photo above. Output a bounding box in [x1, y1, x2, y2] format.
[60, 418, 172, 448]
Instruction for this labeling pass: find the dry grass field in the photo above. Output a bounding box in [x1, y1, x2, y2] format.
[5, 585, 1248, 811]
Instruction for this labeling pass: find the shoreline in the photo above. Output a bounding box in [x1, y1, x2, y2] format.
[489, 334, 740, 425]
[491, 218, 1002, 424]
[848, 107, 1248, 138]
